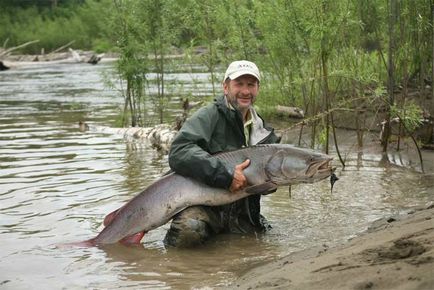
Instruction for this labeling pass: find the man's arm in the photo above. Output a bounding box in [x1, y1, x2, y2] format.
[169, 106, 234, 189]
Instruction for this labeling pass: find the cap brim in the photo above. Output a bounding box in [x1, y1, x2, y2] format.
[228, 70, 260, 81]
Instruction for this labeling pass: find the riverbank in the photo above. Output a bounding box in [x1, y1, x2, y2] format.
[229, 203, 434, 290]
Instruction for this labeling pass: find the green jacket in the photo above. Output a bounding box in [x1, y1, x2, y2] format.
[169, 95, 280, 188]
[168, 95, 280, 232]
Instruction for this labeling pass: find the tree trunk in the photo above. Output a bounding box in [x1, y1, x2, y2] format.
[381, 0, 397, 153]
[431, 0, 434, 114]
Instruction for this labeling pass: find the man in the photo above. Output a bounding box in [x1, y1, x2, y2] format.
[165, 60, 280, 247]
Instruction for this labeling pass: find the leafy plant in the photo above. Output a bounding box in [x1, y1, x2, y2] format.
[391, 102, 423, 132]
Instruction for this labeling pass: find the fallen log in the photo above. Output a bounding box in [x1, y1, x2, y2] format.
[79, 121, 177, 153]
[0, 40, 40, 59]
[49, 40, 75, 55]
[87, 54, 102, 65]
[276, 105, 305, 119]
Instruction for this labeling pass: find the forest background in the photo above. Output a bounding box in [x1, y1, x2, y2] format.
[1, 0, 433, 157]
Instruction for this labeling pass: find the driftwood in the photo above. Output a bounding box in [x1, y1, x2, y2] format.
[69, 48, 82, 62]
[0, 40, 40, 59]
[378, 116, 433, 141]
[1, 49, 106, 69]
[49, 40, 75, 55]
[77, 97, 204, 152]
[87, 54, 102, 65]
[422, 143, 434, 150]
[275, 105, 305, 119]
[79, 121, 177, 152]
[0, 38, 104, 66]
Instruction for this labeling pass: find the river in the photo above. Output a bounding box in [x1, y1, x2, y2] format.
[0, 61, 433, 289]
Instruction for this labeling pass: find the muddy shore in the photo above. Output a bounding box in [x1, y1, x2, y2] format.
[228, 203, 434, 290]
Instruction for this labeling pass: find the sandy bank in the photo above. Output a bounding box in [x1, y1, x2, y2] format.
[229, 204, 434, 290]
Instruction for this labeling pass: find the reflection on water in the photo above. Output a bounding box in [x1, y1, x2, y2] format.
[0, 62, 433, 289]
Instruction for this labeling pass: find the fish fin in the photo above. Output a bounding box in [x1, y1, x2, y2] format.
[103, 205, 126, 226]
[120, 231, 146, 246]
[57, 232, 146, 248]
[265, 150, 286, 179]
[245, 182, 277, 194]
[103, 209, 120, 226]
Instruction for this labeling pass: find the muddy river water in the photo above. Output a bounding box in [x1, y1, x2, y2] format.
[1, 62, 433, 289]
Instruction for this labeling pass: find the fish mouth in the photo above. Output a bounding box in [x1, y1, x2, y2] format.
[306, 158, 333, 178]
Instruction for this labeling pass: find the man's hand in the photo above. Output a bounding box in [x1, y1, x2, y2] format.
[229, 159, 250, 193]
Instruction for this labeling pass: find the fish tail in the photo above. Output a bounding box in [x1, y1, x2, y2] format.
[55, 238, 97, 249]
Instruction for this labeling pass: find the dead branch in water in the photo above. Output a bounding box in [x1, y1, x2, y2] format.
[47, 40, 75, 55]
[2, 38, 10, 49]
[0, 40, 40, 58]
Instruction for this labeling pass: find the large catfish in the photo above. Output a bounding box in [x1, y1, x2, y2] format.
[72, 144, 334, 246]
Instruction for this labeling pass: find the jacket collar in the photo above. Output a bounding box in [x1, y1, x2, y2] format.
[214, 95, 272, 145]
[214, 95, 230, 111]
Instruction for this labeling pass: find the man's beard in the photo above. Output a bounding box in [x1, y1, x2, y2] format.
[227, 93, 255, 112]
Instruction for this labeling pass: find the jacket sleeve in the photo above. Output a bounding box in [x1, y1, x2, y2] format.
[168, 106, 234, 189]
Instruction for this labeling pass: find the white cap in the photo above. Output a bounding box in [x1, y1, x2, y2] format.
[223, 60, 260, 82]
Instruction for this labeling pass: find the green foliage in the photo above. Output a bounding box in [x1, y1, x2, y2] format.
[1, 0, 432, 145]
[107, 0, 188, 126]
[391, 102, 424, 132]
[0, 0, 113, 53]
[317, 127, 328, 148]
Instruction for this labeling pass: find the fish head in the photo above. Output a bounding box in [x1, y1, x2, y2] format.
[265, 145, 333, 185]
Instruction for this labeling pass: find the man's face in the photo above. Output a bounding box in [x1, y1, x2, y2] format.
[223, 75, 259, 111]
